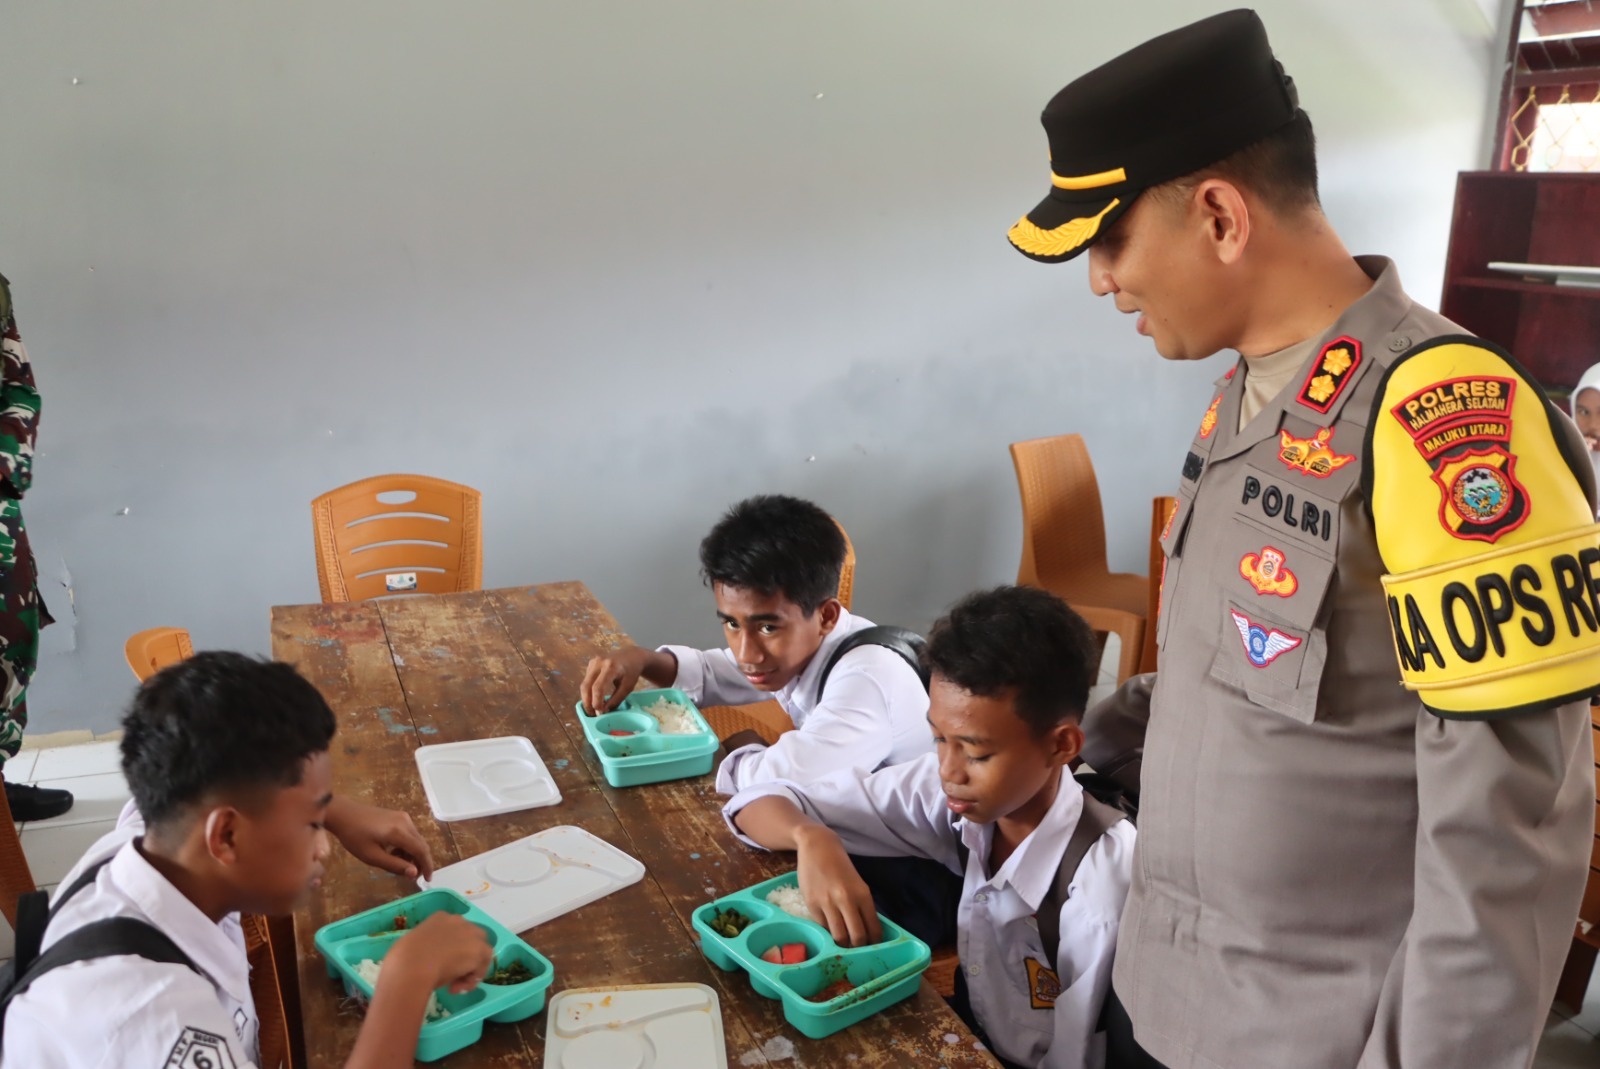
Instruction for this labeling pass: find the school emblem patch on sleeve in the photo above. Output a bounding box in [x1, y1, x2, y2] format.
[165, 1027, 238, 1069]
[1240, 546, 1298, 597]
[1388, 375, 1529, 543]
[1025, 957, 1062, 1009]
[1297, 336, 1362, 414]
[1230, 609, 1302, 667]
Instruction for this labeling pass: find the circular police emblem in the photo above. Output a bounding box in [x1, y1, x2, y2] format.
[1450, 464, 1511, 524]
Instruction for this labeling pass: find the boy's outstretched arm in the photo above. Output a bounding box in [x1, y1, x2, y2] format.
[581, 645, 679, 713]
[344, 913, 494, 1069]
[326, 796, 435, 880]
[734, 796, 882, 947]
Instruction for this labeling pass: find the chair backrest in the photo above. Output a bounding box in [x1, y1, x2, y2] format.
[835, 518, 856, 612]
[1010, 434, 1111, 593]
[124, 627, 195, 682]
[1140, 497, 1178, 675]
[311, 475, 483, 603]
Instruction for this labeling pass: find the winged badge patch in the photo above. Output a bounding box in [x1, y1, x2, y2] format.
[1230, 609, 1302, 668]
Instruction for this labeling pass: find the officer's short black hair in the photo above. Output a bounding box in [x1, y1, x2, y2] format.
[923, 586, 1099, 734]
[1150, 111, 1320, 216]
[699, 495, 846, 616]
[121, 652, 336, 829]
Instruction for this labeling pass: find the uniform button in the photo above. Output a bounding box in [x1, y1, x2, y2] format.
[1388, 335, 1411, 353]
[974, 892, 988, 904]
[968, 965, 982, 977]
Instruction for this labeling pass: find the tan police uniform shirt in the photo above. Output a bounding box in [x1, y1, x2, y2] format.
[1083, 257, 1597, 1069]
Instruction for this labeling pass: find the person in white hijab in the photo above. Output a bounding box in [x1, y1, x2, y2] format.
[1572, 362, 1600, 516]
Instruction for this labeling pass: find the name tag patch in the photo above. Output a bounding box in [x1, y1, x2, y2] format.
[1240, 546, 1298, 597]
[1389, 376, 1528, 544]
[1231, 609, 1302, 667]
[1240, 476, 1335, 543]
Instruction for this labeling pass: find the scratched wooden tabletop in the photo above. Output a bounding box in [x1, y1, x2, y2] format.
[272, 582, 996, 1068]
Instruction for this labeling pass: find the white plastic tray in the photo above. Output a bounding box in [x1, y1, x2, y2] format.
[414, 736, 561, 821]
[423, 825, 645, 932]
[545, 984, 727, 1069]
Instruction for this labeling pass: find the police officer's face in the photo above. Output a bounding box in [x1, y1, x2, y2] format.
[712, 582, 841, 692]
[928, 676, 1082, 826]
[1086, 191, 1239, 361]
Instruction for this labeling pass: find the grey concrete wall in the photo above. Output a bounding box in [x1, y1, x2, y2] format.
[1, 0, 1503, 733]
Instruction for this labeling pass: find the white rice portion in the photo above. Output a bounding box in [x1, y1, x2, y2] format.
[641, 697, 700, 735]
[355, 958, 451, 1022]
[766, 884, 815, 921]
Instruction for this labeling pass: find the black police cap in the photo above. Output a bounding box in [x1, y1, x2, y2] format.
[1008, 9, 1302, 264]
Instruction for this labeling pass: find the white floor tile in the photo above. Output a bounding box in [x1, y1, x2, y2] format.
[1537, 1016, 1599, 1067]
[30, 740, 121, 782]
[21, 819, 115, 885]
[4, 750, 38, 784]
[23, 772, 130, 830]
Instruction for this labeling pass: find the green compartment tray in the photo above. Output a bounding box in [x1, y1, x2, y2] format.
[314, 888, 555, 1063]
[691, 871, 932, 1039]
[575, 687, 719, 787]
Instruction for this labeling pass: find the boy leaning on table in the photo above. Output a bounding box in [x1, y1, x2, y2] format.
[726, 586, 1136, 1069]
[580, 494, 932, 795]
[0, 652, 493, 1069]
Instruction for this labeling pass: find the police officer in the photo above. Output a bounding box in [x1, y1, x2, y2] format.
[1008, 10, 1599, 1069]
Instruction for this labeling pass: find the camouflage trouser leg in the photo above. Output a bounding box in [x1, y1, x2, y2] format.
[0, 597, 43, 772]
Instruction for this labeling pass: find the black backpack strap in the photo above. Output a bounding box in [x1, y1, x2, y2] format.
[813, 625, 929, 704]
[12, 857, 115, 977]
[1035, 790, 1128, 969]
[0, 918, 199, 1047]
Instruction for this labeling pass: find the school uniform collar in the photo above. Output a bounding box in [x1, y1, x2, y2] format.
[110, 837, 252, 1005]
[958, 770, 1086, 912]
[1206, 255, 1411, 464]
[774, 608, 865, 705]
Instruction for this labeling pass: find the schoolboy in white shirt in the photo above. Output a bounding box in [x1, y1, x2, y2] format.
[725, 586, 1135, 1069]
[0, 652, 494, 1069]
[581, 494, 930, 794]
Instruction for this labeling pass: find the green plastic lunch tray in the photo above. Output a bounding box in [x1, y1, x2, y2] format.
[691, 871, 932, 1039]
[575, 687, 719, 787]
[313, 888, 555, 1063]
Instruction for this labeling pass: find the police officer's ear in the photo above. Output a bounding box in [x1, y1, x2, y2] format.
[1188, 177, 1252, 266]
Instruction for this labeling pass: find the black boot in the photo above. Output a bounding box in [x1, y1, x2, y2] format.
[5, 781, 74, 822]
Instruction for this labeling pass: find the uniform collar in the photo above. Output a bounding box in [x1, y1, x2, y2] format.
[110, 838, 252, 1005]
[1206, 256, 1410, 464]
[958, 771, 1086, 912]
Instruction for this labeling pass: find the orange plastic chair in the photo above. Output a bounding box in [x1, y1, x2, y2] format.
[311, 475, 483, 603]
[1011, 434, 1150, 685]
[1139, 497, 1178, 675]
[125, 626, 195, 682]
[835, 518, 856, 612]
[700, 700, 796, 746]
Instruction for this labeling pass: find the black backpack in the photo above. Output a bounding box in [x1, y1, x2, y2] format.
[0, 858, 200, 1048]
[812, 624, 930, 703]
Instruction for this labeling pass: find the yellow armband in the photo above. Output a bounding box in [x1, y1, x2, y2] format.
[1368, 338, 1600, 718]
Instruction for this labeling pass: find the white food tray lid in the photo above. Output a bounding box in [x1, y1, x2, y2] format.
[414, 736, 562, 821]
[545, 984, 727, 1069]
[422, 825, 645, 932]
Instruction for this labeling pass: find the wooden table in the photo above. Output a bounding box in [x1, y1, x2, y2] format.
[272, 582, 995, 1068]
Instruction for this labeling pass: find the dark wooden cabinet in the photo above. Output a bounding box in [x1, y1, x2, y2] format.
[1439, 170, 1600, 401]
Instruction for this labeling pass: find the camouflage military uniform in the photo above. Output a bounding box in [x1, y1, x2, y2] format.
[0, 275, 51, 771]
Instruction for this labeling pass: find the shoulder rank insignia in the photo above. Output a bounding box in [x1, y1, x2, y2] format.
[1198, 395, 1221, 439]
[1278, 427, 1355, 479]
[1297, 336, 1362, 414]
[1240, 546, 1298, 597]
[1230, 609, 1302, 667]
[1388, 375, 1528, 543]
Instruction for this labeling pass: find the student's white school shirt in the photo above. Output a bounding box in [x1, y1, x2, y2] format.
[2, 800, 260, 1069]
[662, 609, 932, 793]
[723, 755, 1135, 1069]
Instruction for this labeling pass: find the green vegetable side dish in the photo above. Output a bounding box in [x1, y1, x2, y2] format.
[486, 961, 535, 986]
[708, 907, 752, 939]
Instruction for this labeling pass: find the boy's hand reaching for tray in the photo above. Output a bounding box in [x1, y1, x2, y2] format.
[795, 824, 883, 948]
[327, 796, 436, 881]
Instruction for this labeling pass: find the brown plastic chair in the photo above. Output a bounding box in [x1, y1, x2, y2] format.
[835, 518, 856, 611]
[1011, 434, 1150, 685]
[0, 768, 36, 929]
[311, 475, 483, 603]
[125, 626, 195, 682]
[120, 630, 299, 1069]
[1139, 497, 1178, 675]
[700, 700, 795, 746]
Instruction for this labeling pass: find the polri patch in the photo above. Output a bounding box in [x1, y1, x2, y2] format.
[1278, 426, 1355, 479]
[1297, 336, 1362, 414]
[1240, 546, 1298, 597]
[1025, 957, 1061, 1009]
[1230, 609, 1302, 668]
[165, 1027, 238, 1069]
[1389, 376, 1528, 543]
